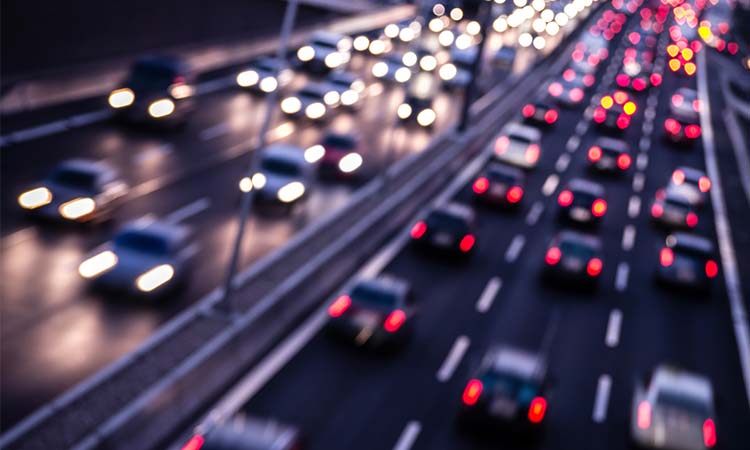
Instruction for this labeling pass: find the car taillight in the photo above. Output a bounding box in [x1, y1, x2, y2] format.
[544, 109, 558, 124]
[411, 221, 427, 239]
[569, 87, 584, 103]
[528, 397, 547, 423]
[616, 74, 630, 87]
[685, 124, 701, 139]
[686, 212, 698, 228]
[632, 78, 646, 91]
[462, 379, 483, 405]
[703, 418, 717, 447]
[592, 199, 607, 217]
[588, 146, 602, 162]
[545, 247, 561, 265]
[672, 169, 685, 185]
[459, 234, 476, 253]
[506, 186, 523, 203]
[650, 73, 662, 86]
[525, 144, 540, 164]
[522, 104, 535, 118]
[587, 258, 603, 276]
[473, 177, 489, 194]
[692, 99, 701, 112]
[328, 295, 352, 317]
[671, 94, 684, 107]
[593, 107, 607, 123]
[563, 68, 575, 81]
[705, 260, 718, 278]
[617, 153, 631, 170]
[651, 203, 664, 218]
[181, 435, 205, 450]
[699, 176, 711, 192]
[583, 74, 595, 87]
[637, 401, 652, 429]
[660, 248, 674, 267]
[558, 190, 573, 207]
[616, 115, 630, 129]
[495, 136, 510, 155]
[665, 118, 681, 134]
[669, 58, 681, 72]
[384, 309, 406, 332]
[548, 82, 563, 97]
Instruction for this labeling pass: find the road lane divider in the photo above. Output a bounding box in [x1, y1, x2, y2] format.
[541, 174, 560, 197]
[605, 309, 622, 348]
[592, 374, 612, 424]
[436, 336, 471, 383]
[621, 225, 636, 252]
[164, 198, 211, 225]
[615, 262, 629, 293]
[476, 277, 502, 314]
[504, 235, 526, 263]
[526, 201, 544, 226]
[393, 421, 421, 450]
[627, 195, 641, 219]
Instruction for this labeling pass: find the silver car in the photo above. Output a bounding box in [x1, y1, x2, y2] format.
[245, 144, 313, 211]
[492, 123, 542, 170]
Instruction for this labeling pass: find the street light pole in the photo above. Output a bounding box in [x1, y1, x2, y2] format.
[217, 0, 300, 316]
[458, 0, 492, 132]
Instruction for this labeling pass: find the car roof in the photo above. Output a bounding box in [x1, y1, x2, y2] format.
[327, 70, 358, 83]
[595, 136, 629, 153]
[651, 365, 714, 403]
[556, 230, 602, 250]
[253, 57, 285, 69]
[487, 162, 524, 180]
[311, 30, 345, 45]
[663, 190, 692, 206]
[432, 201, 475, 222]
[354, 274, 410, 297]
[117, 218, 189, 246]
[298, 82, 329, 96]
[567, 178, 605, 196]
[667, 232, 714, 254]
[262, 144, 306, 165]
[203, 416, 298, 450]
[503, 122, 541, 140]
[675, 87, 698, 100]
[134, 55, 190, 73]
[483, 346, 546, 381]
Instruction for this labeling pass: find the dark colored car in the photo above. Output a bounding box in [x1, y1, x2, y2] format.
[542, 230, 604, 286]
[664, 88, 702, 144]
[314, 132, 364, 179]
[656, 232, 718, 290]
[586, 137, 632, 174]
[557, 178, 608, 226]
[650, 189, 699, 230]
[472, 163, 526, 208]
[410, 202, 477, 257]
[592, 91, 637, 134]
[521, 101, 559, 127]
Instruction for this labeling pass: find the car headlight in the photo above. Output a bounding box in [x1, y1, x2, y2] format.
[239, 176, 253, 192]
[402, 51, 418, 67]
[259, 77, 278, 93]
[397, 103, 413, 119]
[237, 70, 259, 87]
[277, 181, 306, 203]
[136, 264, 175, 292]
[395, 67, 412, 83]
[353, 35, 370, 52]
[169, 83, 193, 99]
[281, 97, 302, 114]
[18, 187, 52, 209]
[108, 88, 135, 108]
[79, 250, 118, 278]
[417, 108, 436, 127]
[324, 91, 340, 106]
[251, 173, 267, 189]
[305, 102, 326, 119]
[298, 46, 315, 62]
[438, 30, 455, 47]
[325, 52, 343, 68]
[148, 99, 175, 118]
[420, 55, 438, 71]
[304, 144, 325, 163]
[341, 90, 359, 106]
[59, 197, 96, 220]
[372, 62, 388, 78]
[368, 39, 387, 55]
[439, 63, 458, 80]
[338, 152, 363, 173]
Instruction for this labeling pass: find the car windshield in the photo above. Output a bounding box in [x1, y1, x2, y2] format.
[656, 390, 709, 416]
[127, 62, 177, 91]
[488, 170, 517, 185]
[299, 88, 322, 100]
[312, 38, 337, 50]
[559, 240, 595, 260]
[323, 134, 355, 149]
[262, 158, 301, 177]
[674, 243, 710, 259]
[509, 134, 532, 145]
[50, 169, 97, 190]
[115, 231, 170, 255]
[426, 211, 468, 233]
[350, 283, 398, 309]
[572, 190, 597, 206]
[255, 59, 277, 72]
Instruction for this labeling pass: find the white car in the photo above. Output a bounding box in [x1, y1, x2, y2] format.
[492, 123, 542, 170]
[243, 144, 313, 211]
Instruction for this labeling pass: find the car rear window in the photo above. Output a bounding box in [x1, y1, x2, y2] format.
[560, 241, 595, 260]
[115, 231, 170, 255]
[312, 38, 338, 50]
[656, 390, 709, 416]
[481, 371, 539, 402]
[262, 158, 301, 177]
[350, 284, 398, 308]
[426, 211, 468, 233]
[51, 169, 97, 190]
[323, 134, 355, 149]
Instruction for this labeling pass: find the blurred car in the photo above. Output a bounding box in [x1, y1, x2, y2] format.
[557, 178, 608, 226]
[410, 202, 477, 257]
[650, 189, 699, 230]
[593, 91, 637, 133]
[235, 57, 293, 94]
[664, 88, 701, 144]
[307, 132, 364, 179]
[403, 41, 446, 73]
[494, 46, 516, 71]
[108, 56, 195, 126]
[547, 77, 586, 108]
[325, 275, 415, 350]
[181, 416, 301, 450]
[472, 163, 525, 208]
[667, 167, 710, 208]
[630, 365, 717, 449]
[615, 60, 660, 92]
[521, 101, 559, 127]
[543, 230, 604, 286]
[296, 31, 352, 73]
[398, 72, 439, 128]
[492, 123, 542, 170]
[457, 345, 548, 434]
[586, 137, 632, 174]
[78, 218, 196, 296]
[325, 70, 366, 109]
[371, 52, 413, 84]
[18, 159, 128, 223]
[280, 83, 335, 121]
[439, 47, 476, 91]
[656, 232, 718, 289]
[243, 144, 312, 212]
[666, 43, 697, 77]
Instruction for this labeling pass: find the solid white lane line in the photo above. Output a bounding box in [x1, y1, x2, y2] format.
[555, 153, 571, 173]
[67, 109, 112, 127]
[636, 153, 648, 171]
[615, 262, 629, 292]
[164, 197, 211, 224]
[627, 195, 641, 219]
[526, 201, 544, 226]
[505, 235, 526, 263]
[566, 135, 580, 152]
[622, 225, 636, 252]
[592, 374, 612, 423]
[605, 309, 623, 348]
[393, 421, 421, 450]
[632, 173, 645, 193]
[698, 49, 750, 407]
[476, 277, 502, 313]
[199, 122, 231, 141]
[436, 336, 470, 382]
[541, 174, 560, 197]
[8, 121, 68, 143]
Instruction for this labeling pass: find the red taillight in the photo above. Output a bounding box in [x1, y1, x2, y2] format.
[462, 379, 483, 405]
[459, 234, 476, 253]
[651, 203, 664, 218]
[588, 146, 602, 162]
[569, 87, 584, 103]
[544, 109, 558, 124]
[558, 190, 573, 207]
[411, 221, 427, 239]
[650, 73, 662, 86]
[548, 82, 563, 97]
[617, 153, 631, 170]
[686, 212, 698, 228]
[692, 99, 701, 112]
[699, 176, 711, 192]
[328, 295, 352, 317]
[593, 107, 607, 123]
[473, 177, 489, 194]
[685, 124, 701, 139]
[495, 136, 510, 155]
[545, 247, 561, 265]
[583, 74, 595, 87]
[592, 199, 607, 217]
[632, 78, 646, 91]
[672, 94, 684, 107]
[181, 435, 205, 450]
[616, 73, 630, 87]
[705, 260, 718, 278]
[525, 144, 540, 164]
[587, 258, 603, 277]
[660, 248, 674, 267]
[506, 186, 523, 204]
[522, 104, 535, 118]
[703, 418, 717, 447]
[637, 401, 652, 429]
[528, 397, 547, 423]
[384, 309, 406, 332]
[727, 42, 738, 55]
[665, 118, 681, 134]
[616, 115, 630, 129]
[672, 169, 685, 185]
